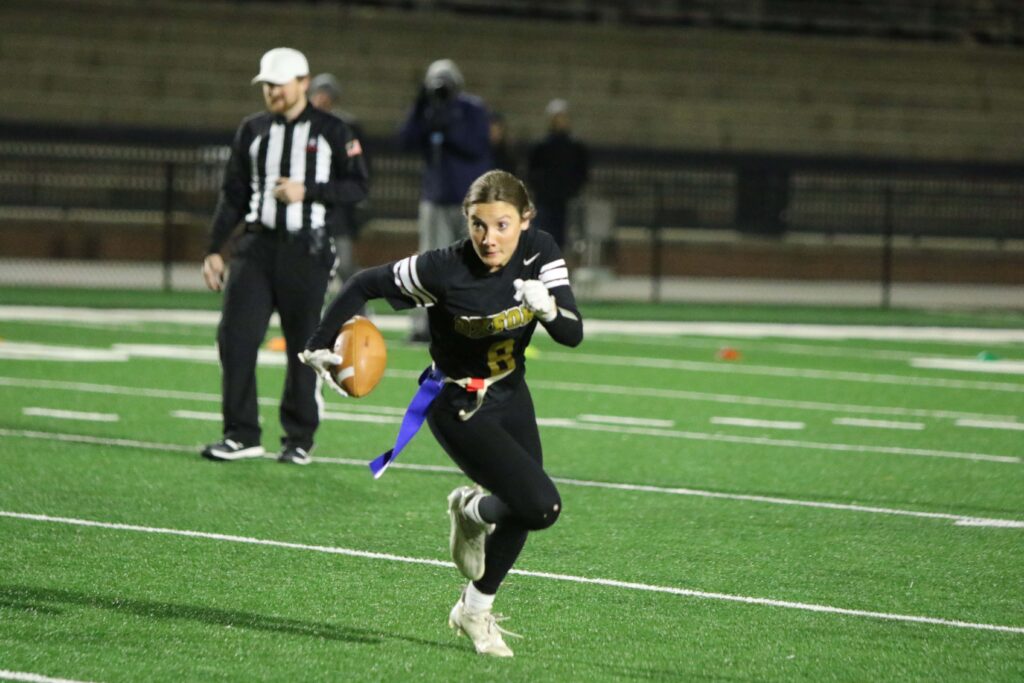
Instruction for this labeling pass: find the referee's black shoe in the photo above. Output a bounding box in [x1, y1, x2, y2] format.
[201, 438, 265, 461]
[278, 444, 312, 465]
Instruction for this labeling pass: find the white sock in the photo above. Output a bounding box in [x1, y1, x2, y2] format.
[464, 582, 496, 613]
[463, 492, 487, 526]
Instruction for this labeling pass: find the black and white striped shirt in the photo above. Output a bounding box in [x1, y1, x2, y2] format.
[208, 103, 369, 254]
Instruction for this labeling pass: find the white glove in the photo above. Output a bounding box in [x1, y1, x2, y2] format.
[513, 278, 557, 322]
[299, 349, 348, 397]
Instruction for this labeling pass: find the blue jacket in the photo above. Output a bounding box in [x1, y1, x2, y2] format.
[399, 91, 492, 205]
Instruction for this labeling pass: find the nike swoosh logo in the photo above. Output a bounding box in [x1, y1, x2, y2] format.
[523, 253, 540, 265]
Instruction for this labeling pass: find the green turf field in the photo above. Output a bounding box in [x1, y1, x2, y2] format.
[1, 290, 1022, 682]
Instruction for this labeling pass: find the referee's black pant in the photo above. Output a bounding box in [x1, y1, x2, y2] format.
[428, 380, 562, 594]
[217, 230, 331, 450]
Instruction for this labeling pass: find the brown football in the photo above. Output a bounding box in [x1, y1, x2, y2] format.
[331, 316, 387, 398]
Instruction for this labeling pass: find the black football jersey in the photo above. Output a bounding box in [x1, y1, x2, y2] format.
[308, 227, 583, 386]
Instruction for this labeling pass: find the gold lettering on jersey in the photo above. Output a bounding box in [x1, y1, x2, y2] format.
[455, 305, 535, 339]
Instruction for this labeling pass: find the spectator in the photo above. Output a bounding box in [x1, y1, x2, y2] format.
[526, 98, 589, 250]
[309, 72, 371, 282]
[489, 111, 518, 175]
[399, 58, 492, 341]
[200, 47, 369, 466]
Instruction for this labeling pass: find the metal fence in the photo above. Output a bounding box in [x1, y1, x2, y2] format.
[587, 149, 1024, 238]
[1, 132, 1022, 297]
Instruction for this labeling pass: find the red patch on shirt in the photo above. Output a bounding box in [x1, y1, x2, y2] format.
[306, 140, 318, 153]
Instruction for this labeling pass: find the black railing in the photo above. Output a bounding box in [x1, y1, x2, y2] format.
[1, 124, 1022, 298]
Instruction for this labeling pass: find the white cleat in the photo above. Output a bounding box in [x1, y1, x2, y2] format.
[447, 486, 492, 581]
[448, 594, 519, 657]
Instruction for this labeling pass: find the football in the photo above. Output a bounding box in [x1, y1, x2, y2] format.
[331, 316, 387, 398]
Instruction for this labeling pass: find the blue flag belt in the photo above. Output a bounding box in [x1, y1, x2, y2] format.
[368, 364, 514, 478]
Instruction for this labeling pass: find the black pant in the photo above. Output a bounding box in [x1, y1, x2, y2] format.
[217, 230, 331, 450]
[534, 200, 568, 249]
[428, 380, 562, 594]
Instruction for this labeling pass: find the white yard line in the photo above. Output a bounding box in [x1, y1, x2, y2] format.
[911, 358, 1024, 375]
[110, 342, 1024, 392]
[322, 412, 400, 425]
[162, 407, 1018, 464]
[170, 409, 402, 425]
[541, 351, 1024, 393]
[955, 419, 1024, 432]
[0, 343, 128, 362]
[832, 418, 926, 431]
[0, 671, 99, 683]
[169, 410, 220, 422]
[0, 377, 224, 402]
[3, 375, 1013, 424]
[22, 408, 119, 423]
[311, 456, 1024, 529]
[2, 376, 1020, 462]
[6, 305, 1024, 388]
[0, 429, 195, 454]
[1, 511, 1021, 635]
[0, 307, 222, 326]
[529, 378, 1021, 422]
[558, 421, 1018, 464]
[582, 322, 1024, 344]
[576, 414, 675, 428]
[954, 518, 1024, 528]
[1, 428, 1020, 529]
[5, 306, 1024, 343]
[711, 417, 805, 430]
[591, 336, 1018, 363]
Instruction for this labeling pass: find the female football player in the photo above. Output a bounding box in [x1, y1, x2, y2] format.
[301, 170, 583, 657]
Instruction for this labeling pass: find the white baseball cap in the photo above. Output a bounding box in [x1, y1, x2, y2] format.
[252, 47, 309, 85]
[545, 98, 569, 117]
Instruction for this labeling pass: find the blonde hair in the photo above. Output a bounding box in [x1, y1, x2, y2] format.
[462, 170, 536, 220]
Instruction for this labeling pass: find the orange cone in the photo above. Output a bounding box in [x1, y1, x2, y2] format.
[716, 346, 741, 361]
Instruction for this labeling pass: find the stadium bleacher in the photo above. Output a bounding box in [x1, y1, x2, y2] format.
[3, 0, 1024, 160]
[0, 0, 1022, 295]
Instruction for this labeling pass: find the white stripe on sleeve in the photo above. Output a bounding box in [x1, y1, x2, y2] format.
[540, 259, 571, 289]
[408, 255, 435, 304]
[392, 256, 436, 307]
[539, 266, 569, 283]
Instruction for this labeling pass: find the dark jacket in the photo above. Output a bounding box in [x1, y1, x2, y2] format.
[527, 132, 589, 205]
[399, 90, 492, 205]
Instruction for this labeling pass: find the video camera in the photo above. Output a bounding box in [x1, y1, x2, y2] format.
[426, 77, 454, 103]
[422, 59, 463, 105]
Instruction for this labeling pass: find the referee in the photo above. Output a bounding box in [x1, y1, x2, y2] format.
[201, 47, 369, 465]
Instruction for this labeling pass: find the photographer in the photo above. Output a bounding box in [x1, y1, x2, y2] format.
[399, 59, 492, 342]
